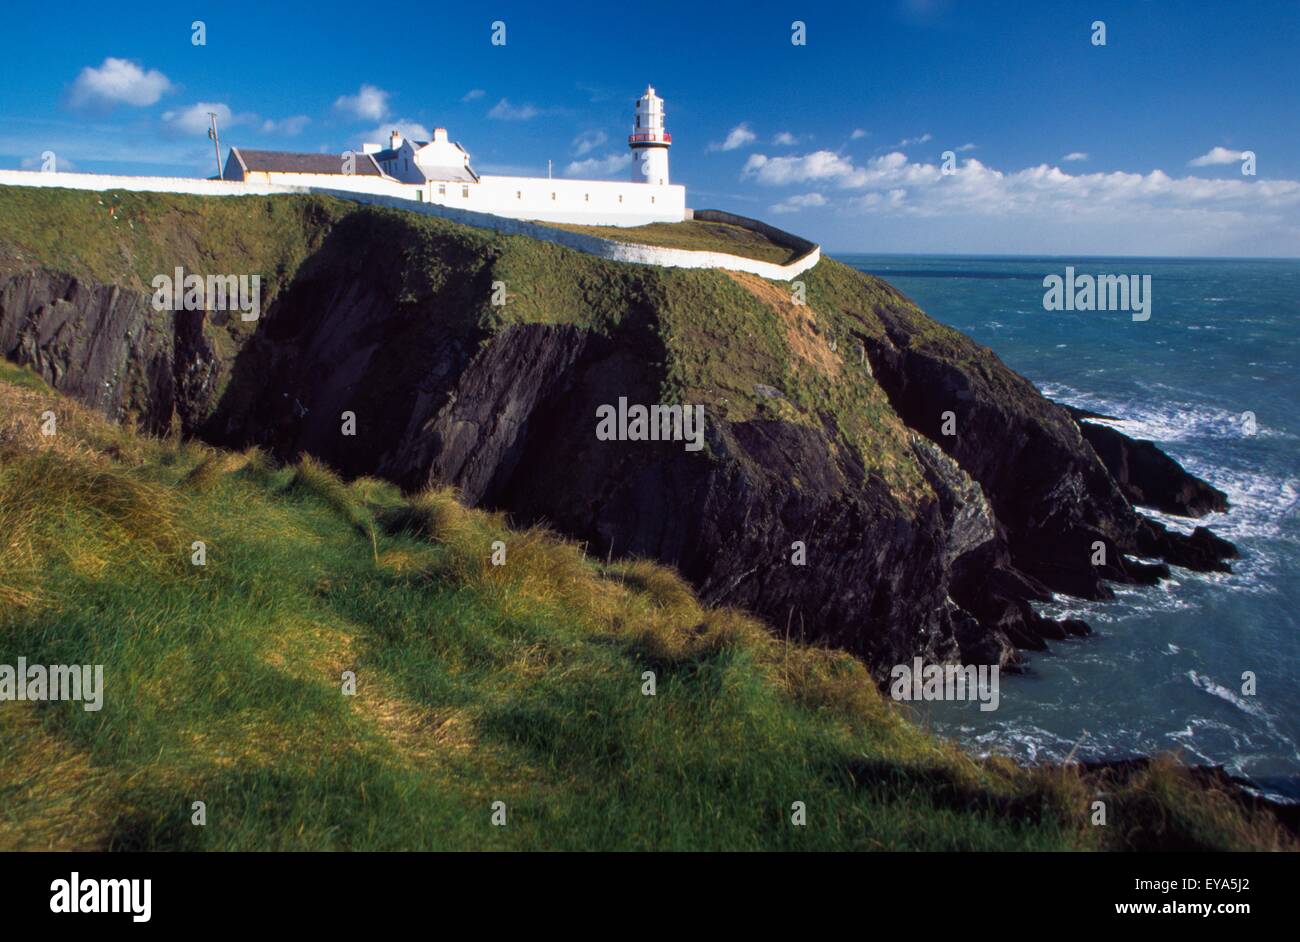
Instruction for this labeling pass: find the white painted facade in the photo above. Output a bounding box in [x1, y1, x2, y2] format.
[415, 174, 685, 226]
[365, 128, 476, 184]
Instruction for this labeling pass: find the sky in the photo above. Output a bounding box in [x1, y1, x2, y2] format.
[1, 0, 1298, 256]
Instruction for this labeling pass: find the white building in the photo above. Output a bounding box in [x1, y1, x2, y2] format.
[363, 128, 477, 185]
[221, 85, 686, 227]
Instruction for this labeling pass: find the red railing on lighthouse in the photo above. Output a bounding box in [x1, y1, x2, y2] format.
[628, 132, 671, 145]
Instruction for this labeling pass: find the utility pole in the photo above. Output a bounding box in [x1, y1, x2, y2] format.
[207, 112, 222, 179]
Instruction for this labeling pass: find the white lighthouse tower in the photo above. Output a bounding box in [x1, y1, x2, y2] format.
[629, 85, 671, 185]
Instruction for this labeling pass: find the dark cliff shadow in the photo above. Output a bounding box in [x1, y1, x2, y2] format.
[200, 210, 500, 479]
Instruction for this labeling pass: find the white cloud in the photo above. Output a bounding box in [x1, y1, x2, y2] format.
[461, 89, 485, 102]
[1061, 151, 1089, 162]
[742, 147, 1300, 253]
[1189, 146, 1245, 167]
[334, 84, 389, 121]
[850, 128, 869, 140]
[710, 123, 757, 152]
[743, 150, 939, 189]
[161, 102, 238, 136]
[69, 57, 173, 109]
[772, 131, 799, 146]
[488, 99, 539, 120]
[572, 129, 607, 156]
[891, 132, 932, 149]
[770, 192, 827, 214]
[261, 115, 310, 135]
[564, 153, 632, 177]
[954, 142, 978, 153]
[362, 120, 432, 146]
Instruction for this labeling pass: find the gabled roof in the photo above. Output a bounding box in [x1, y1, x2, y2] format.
[370, 150, 478, 184]
[228, 147, 387, 177]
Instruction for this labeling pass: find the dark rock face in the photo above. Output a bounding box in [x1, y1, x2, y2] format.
[857, 291, 1236, 608]
[0, 270, 192, 434]
[0, 242, 1238, 678]
[1066, 406, 1230, 517]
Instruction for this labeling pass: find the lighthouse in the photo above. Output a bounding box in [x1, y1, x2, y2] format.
[629, 85, 671, 185]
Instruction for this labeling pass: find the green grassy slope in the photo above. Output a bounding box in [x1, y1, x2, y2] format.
[545, 218, 803, 264]
[0, 360, 1290, 851]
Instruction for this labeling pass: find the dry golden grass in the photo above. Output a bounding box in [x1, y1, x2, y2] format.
[0, 704, 115, 851]
[180, 449, 252, 492]
[724, 270, 842, 377]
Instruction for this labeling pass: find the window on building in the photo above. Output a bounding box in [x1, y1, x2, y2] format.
[651, 196, 656, 204]
[551, 192, 556, 200]
[618, 195, 623, 203]
[438, 184, 446, 196]
[462, 186, 469, 198]
[584, 193, 589, 202]
[404, 158, 409, 171]
[516, 191, 522, 199]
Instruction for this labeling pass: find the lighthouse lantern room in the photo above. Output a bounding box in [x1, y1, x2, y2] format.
[629, 85, 671, 185]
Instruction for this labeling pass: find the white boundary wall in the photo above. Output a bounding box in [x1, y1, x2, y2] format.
[0, 170, 821, 281]
[429, 175, 685, 227]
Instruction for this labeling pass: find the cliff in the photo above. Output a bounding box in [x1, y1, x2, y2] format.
[0, 187, 1235, 678]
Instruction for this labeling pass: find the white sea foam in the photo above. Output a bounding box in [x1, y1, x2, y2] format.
[1187, 670, 1269, 719]
[1037, 381, 1286, 444]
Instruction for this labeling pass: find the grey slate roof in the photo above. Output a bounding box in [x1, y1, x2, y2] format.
[415, 165, 479, 183]
[227, 148, 386, 177]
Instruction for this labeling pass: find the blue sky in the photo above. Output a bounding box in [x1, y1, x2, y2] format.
[1, 0, 1297, 255]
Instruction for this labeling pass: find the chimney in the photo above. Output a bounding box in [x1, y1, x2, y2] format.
[390, 129, 402, 150]
[433, 127, 448, 143]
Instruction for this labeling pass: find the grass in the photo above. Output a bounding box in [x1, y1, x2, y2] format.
[545, 218, 805, 265]
[0, 358, 1292, 851]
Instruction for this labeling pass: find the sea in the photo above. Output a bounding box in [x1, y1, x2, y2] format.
[837, 254, 1300, 801]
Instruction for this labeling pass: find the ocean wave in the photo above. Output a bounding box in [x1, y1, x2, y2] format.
[1037, 381, 1287, 444]
[1187, 670, 1269, 718]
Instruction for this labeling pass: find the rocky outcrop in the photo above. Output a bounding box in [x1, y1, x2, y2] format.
[0, 270, 180, 433]
[1065, 406, 1230, 517]
[0, 202, 1238, 679]
[856, 288, 1235, 604]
